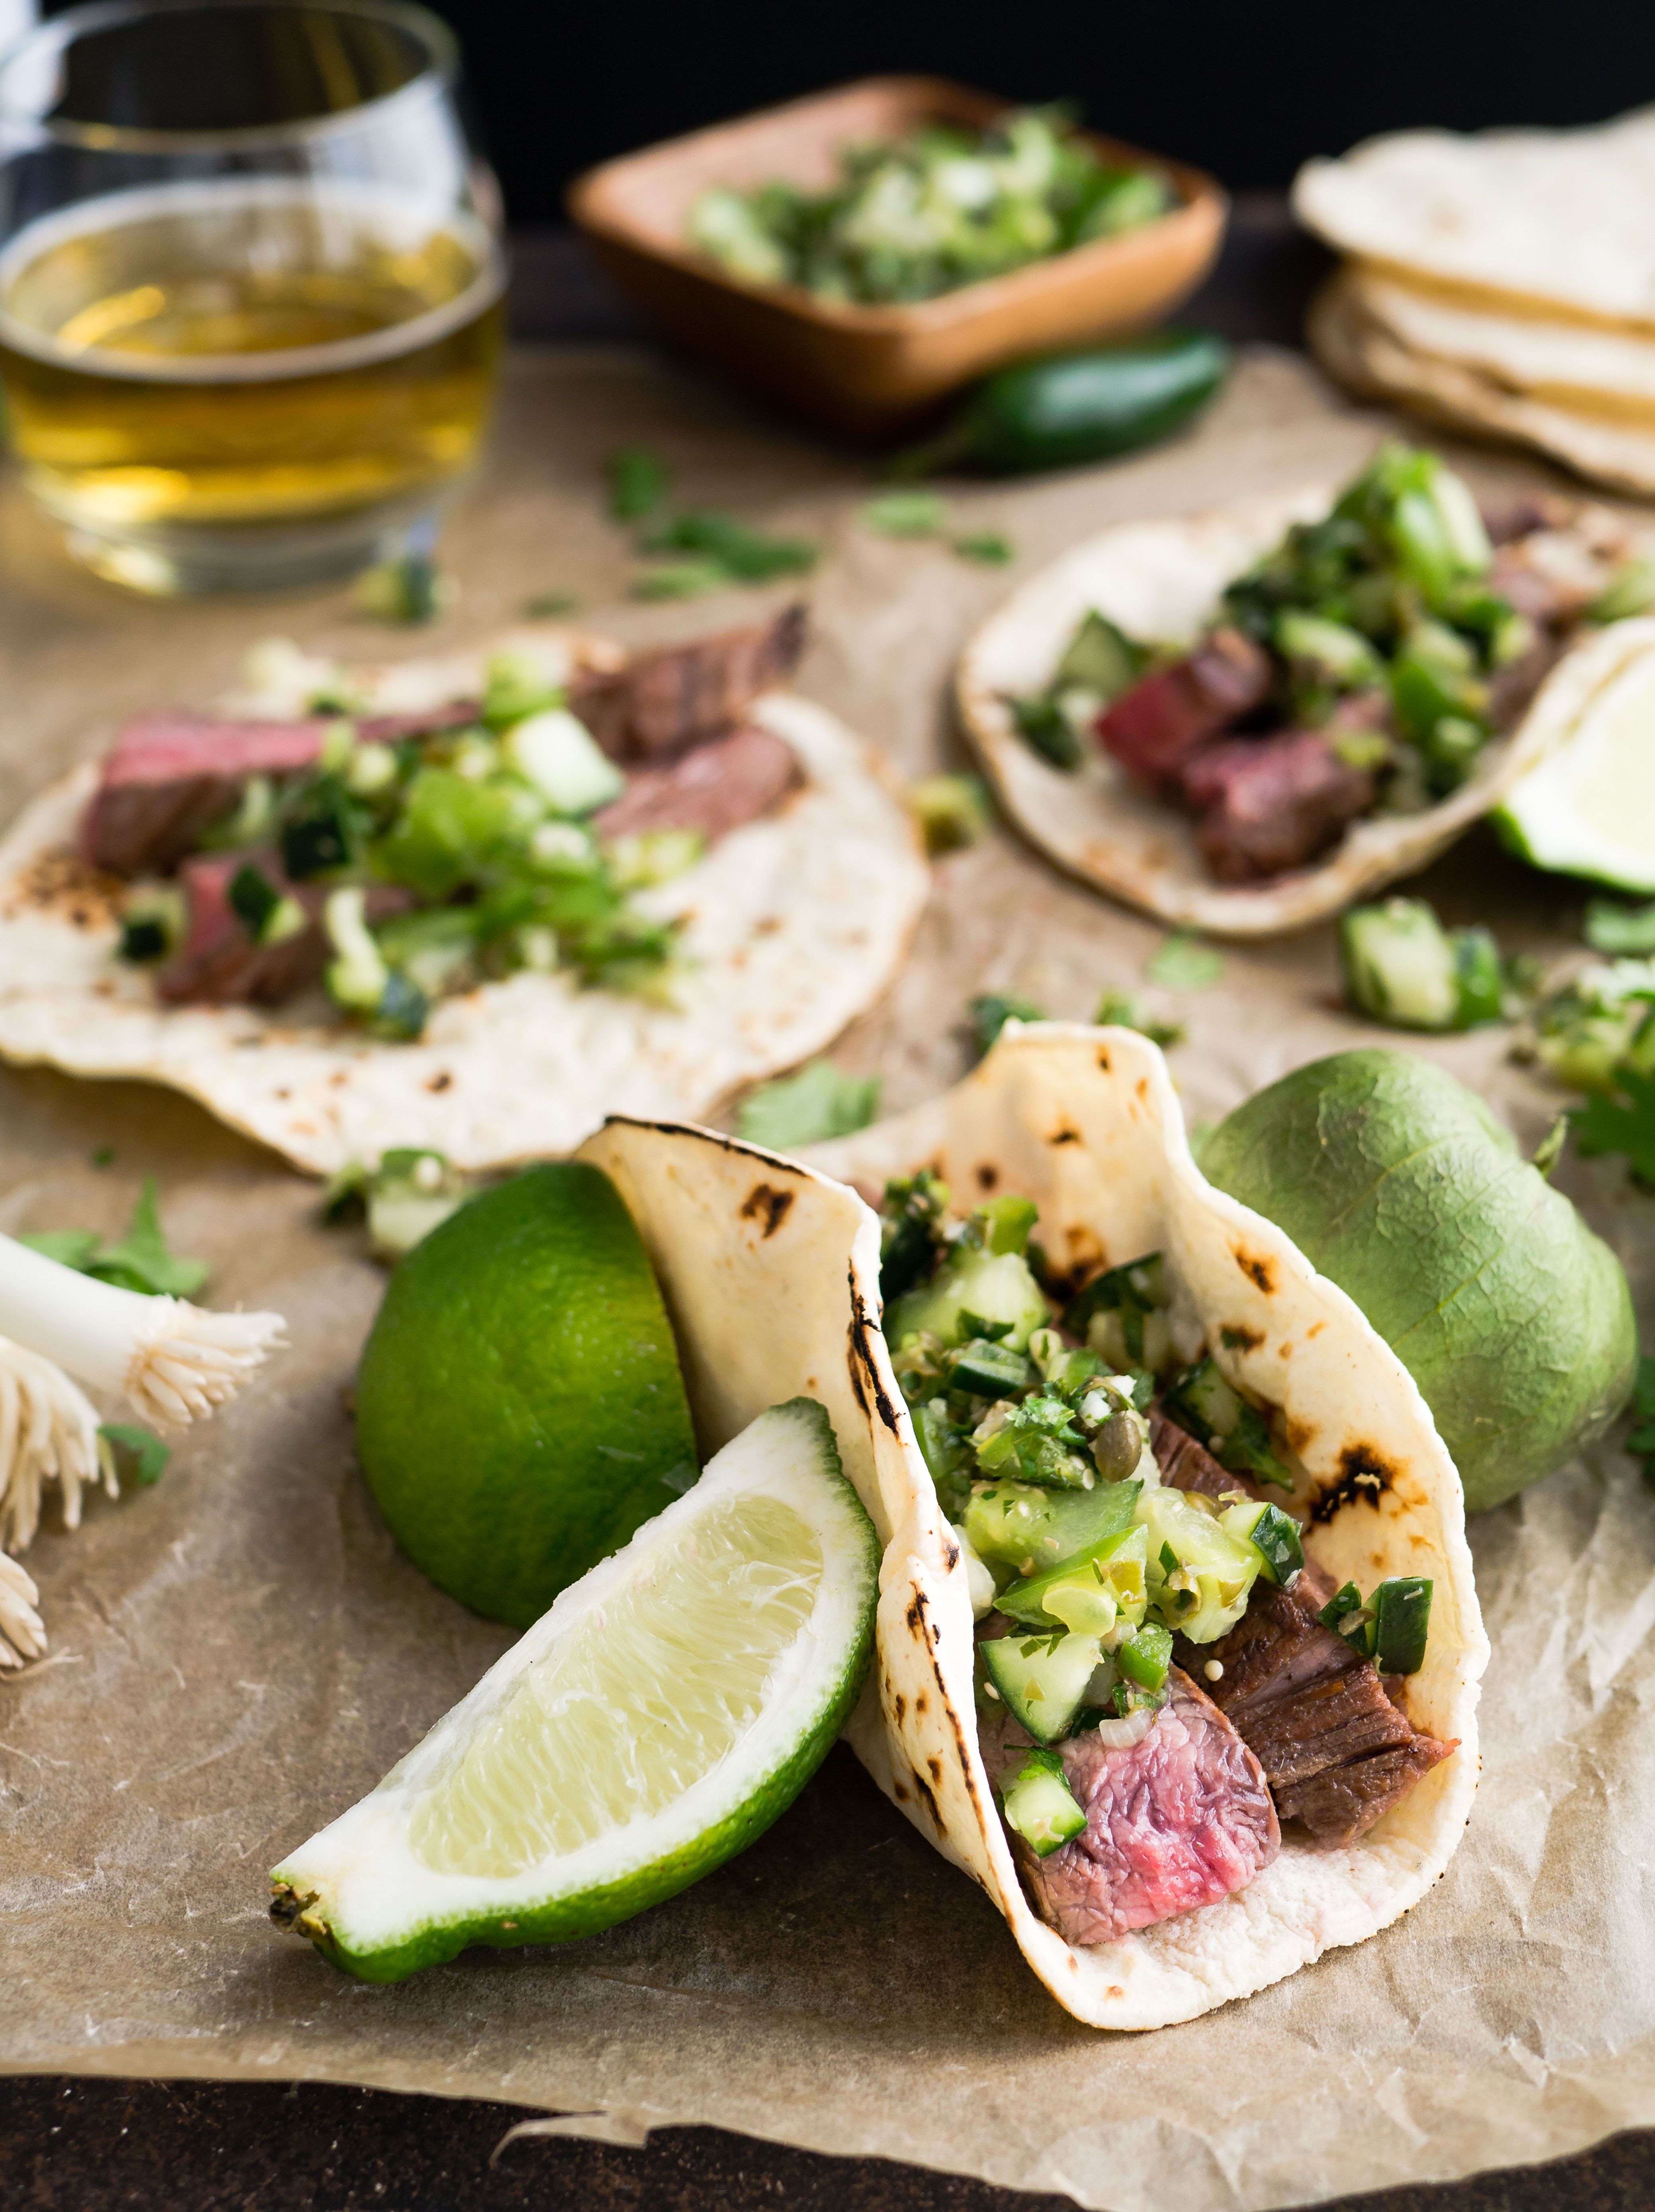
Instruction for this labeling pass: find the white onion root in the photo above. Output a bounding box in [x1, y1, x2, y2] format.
[0, 1333, 110, 1553]
[0, 1546, 46, 1667]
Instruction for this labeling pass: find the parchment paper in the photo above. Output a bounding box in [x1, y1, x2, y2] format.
[2, 344, 1653, 2212]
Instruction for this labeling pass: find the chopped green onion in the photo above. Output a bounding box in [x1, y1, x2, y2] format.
[950, 1337, 1036, 1400]
[862, 491, 946, 538]
[1372, 1576, 1433, 1675]
[953, 532, 1015, 566]
[1117, 1619, 1172, 1691]
[354, 551, 447, 625]
[605, 446, 670, 523]
[908, 773, 991, 856]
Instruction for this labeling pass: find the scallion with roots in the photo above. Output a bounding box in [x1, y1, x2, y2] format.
[0, 1548, 46, 1668]
[0, 1229, 285, 1557]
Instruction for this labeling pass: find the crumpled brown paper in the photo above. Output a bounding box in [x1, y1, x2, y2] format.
[2, 345, 1653, 2212]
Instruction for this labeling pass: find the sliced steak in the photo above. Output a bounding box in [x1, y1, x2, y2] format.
[980, 1668, 1278, 1946]
[155, 853, 410, 1007]
[592, 724, 801, 846]
[1487, 628, 1566, 732]
[1478, 493, 1574, 546]
[1174, 1557, 1455, 1848]
[1150, 1410, 1264, 1503]
[1182, 730, 1376, 884]
[1095, 627, 1273, 790]
[82, 713, 330, 876]
[355, 700, 481, 745]
[570, 604, 809, 765]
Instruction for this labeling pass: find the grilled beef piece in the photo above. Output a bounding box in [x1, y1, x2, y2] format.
[82, 713, 330, 876]
[155, 853, 410, 1007]
[1487, 541, 1599, 631]
[1151, 1415, 1457, 1848]
[1149, 1410, 1266, 1504]
[1095, 628, 1274, 790]
[570, 604, 809, 765]
[80, 700, 485, 879]
[1182, 730, 1376, 884]
[592, 724, 802, 846]
[980, 1668, 1278, 1946]
[1487, 628, 1567, 731]
[1478, 494, 1574, 546]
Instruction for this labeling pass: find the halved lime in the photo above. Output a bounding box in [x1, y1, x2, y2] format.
[272, 1400, 878, 1982]
[1497, 635, 1655, 890]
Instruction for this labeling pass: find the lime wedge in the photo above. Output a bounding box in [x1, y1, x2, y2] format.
[271, 1400, 878, 1981]
[1497, 640, 1655, 890]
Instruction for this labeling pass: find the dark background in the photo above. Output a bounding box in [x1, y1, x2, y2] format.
[432, 0, 1655, 224]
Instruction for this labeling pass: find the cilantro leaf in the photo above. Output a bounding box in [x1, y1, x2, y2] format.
[1146, 932, 1225, 991]
[736, 1061, 881, 1150]
[605, 446, 671, 522]
[969, 991, 1046, 1060]
[22, 1179, 209, 1298]
[1570, 1068, 1655, 1188]
[862, 491, 946, 538]
[98, 1423, 171, 1488]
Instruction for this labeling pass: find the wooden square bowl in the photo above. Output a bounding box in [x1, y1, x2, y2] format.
[567, 75, 1228, 442]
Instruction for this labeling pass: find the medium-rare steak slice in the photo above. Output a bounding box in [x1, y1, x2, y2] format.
[1148, 1409, 1266, 1504]
[569, 604, 809, 764]
[979, 1668, 1279, 1946]
[156, 854, 411, 1007]
[1094, 627, 1273, 790]
[592, 725, 802, 846]
[82, 713, 330, 876]
[1182, 730, 1376, 884]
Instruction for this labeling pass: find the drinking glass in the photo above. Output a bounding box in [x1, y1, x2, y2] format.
[0, 0, 507, 593]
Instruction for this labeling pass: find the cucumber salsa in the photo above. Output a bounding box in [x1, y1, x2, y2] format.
[878, 1171, 1448, 1906]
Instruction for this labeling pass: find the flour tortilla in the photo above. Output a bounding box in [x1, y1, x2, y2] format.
[805, 1022, 1488, 2030]
[0, 627, 929, 1176]
[1344, 267, 1655, 422]
[1293, 108, 1655, 329]
[1311, 275, 1655, 499]
[956, 484, 1646, 935]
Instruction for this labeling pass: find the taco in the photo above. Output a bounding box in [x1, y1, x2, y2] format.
[808, 1023, 1487, 2029]
[0, 608, 927, 1174]
[956, 441, 1654, 934]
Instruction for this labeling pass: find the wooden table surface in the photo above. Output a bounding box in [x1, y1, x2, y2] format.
[8, 199, 1652, 2212]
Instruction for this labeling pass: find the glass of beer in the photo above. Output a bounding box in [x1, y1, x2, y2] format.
[0, 0, 506, 593]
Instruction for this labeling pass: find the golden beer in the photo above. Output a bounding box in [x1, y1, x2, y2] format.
[0, 179, 505, 581]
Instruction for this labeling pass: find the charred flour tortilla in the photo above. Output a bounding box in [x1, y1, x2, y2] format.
[809, 1024, 1488, 2030]
[0, 630, 927, 1175]
[956, 487, 1647, 935]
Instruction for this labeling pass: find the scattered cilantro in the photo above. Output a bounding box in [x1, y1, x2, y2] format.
[862, 491, 946, 538]
[606, 446, 671, 522]
[1146, 932, 1225, 991]
[953, 531, 1015, 566]
[1584, 899, 1655, 956]
[736, 1061, 881, 1150]
[641, 510, 818, 582]
[522, 591, 581, 618]
[20, 1178, 209, 1297]
[968, 991, 1046, 1059]
[1094, 988, 1184, 1048]
[91, 1145, 115, 1169]
[98, 1423, 171, 1488]
[908, 773, 990, 856]
[1626, 1354, 1655, 1484]
[1570, 1067, 1655, 1187]
[630, 560, 732, 601]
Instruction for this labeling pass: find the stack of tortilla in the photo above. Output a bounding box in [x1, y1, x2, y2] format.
[1294, 106, 1655, 496]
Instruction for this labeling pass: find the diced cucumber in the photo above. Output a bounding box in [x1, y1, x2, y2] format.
[1374, 1577, 1433, 1674]
[963, 1476, 1140, 1576]
[1116, 1619, 1172, 1692]
[950, 1338, 1035, 1399]
[504, 709, 625, 817]
[997, 1522, 1148, 1634]
[886, 1245, 1048, 1352]
[1274, 610, 1382, 688]
[981, 1630, 1102, 1745]
[1340, 898, 1505, 1033]
[1054, 608, 1145, 702]
[999, 1748, 1087, 1857]
[1139, 1484, 1259, 1643]
[1161, 1356, 1294, 1491]
[976, 1194, 1039, 1255]
[1220, 1500, 1305, 1586]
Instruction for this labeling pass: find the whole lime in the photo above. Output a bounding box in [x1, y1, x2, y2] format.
[355, 1162, 697, 1627]
[1201, 1048, 1636, 1513]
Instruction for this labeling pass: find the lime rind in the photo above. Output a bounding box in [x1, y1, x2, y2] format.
[272, 1399, 878, 1982]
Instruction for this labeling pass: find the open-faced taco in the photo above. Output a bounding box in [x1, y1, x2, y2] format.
[809, 1023, 1488, 2029]
[956, 442, 1655, 934]
[0, 608, 928, 1173]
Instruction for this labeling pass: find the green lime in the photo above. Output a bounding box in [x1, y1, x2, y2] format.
[273, 1400, 878, 1980]
[355, 1161, 697, 1628]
